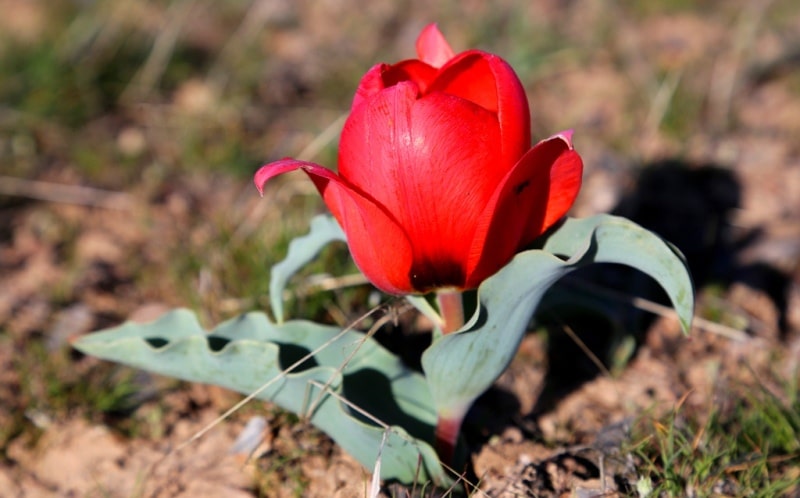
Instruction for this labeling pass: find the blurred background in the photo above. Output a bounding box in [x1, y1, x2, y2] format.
[1, 0, 799, 496]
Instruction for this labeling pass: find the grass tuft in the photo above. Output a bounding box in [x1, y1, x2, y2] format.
[629, 381, 800, 497]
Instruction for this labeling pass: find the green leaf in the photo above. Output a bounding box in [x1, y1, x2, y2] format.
[537, 215, 693, 332]
[422, 214, 694, 419]
[270, 215, 346, 323]
[73, 309, 449, 486]
[405, 294, 444, 337]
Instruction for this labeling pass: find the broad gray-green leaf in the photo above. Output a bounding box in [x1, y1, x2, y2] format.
[73, 309, 447, 486]
[537, 215, 693, 332]
[422, 214, 693, 418]
[270, 215, 346, 323]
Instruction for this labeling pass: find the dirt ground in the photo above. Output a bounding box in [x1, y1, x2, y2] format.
[2, 1, 800, 497]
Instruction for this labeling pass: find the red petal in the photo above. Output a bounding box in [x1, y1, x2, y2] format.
[429, 52, 498, 112]
[381, 60, 438, 94]
[352, 61, 438, 111]
[464, 133, 583, 287]
[416, 24, 455, 68]
[338, 82, 506, 289]
[429, 50, 530, 168]
[352, 63, 388, 111]
[254, 159, 415, 294]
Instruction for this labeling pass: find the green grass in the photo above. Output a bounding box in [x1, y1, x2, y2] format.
[2, 336, 145, 452]
[629, 381, 800, 497]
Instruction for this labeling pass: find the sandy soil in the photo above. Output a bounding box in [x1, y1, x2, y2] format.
[1, 1, 799, 496]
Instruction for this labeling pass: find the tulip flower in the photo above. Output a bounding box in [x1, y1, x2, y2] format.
[255, 24, 582, 299]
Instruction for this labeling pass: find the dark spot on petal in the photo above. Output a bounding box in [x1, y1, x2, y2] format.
[514, 180, 530, 195]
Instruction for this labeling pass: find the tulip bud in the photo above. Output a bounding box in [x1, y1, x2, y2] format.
[256, 24, 583, 294]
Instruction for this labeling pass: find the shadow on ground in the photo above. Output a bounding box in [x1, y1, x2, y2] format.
[530, 158, 793, 416]
[453, 159, 795, 457]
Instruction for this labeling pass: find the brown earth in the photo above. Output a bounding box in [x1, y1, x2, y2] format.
[1, 1, 800, 497]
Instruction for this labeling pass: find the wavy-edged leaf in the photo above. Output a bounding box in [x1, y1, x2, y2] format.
[270, 215, 346, 323]
[422, 214, 694, 419]
[73, 309, 447, 486]
[537, 215, 693, 332]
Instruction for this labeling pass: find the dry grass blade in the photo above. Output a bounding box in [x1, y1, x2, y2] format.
[561, 323, 614, 379]
[302, 301, 409, 418]
[232, 112, 346, 244]
[569, 278, 750, 341]
[119, 0, 197, 102]
[296, 113, 347, 162]
[707, 0, 774, 131]
[0, 175, 136, 210]
[645, 69, 683, 134]
[292, 273, 370, 299]
[368, 430, 388, 498]
[207, 0, 291, 88]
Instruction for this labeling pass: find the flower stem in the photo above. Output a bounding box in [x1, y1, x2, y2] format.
[433, 290, 466, 463]
[435, 289, 464, 335]
[434, 414, 463, 466]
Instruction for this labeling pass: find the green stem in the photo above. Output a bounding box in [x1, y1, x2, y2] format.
[435, 289, 464, 335]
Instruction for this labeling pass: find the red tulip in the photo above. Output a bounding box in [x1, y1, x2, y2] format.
[255, 24, 582, 295]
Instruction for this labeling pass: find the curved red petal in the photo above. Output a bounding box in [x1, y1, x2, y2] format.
[429, 50, 530, 168]
[416, 23, 455, 68]
[429, 52, 498, 112]
[254, 159, 415, 294]
[464, 133, 583, 288]
[535, 131, 582, 229]
[254, 158, 306, 195]
[352, 63, 388, 111]
[352, 61, 438, 111]
[338, 82, 505, 290]
[381, 59, 438, 94]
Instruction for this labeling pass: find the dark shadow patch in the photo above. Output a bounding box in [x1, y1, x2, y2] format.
[341, 368, 434, 442]
[206, 335, 230, 352]
[371, 317, 432, 372]
[526, 158, 793, 421]
[144, 337, 168, 349]
[463, 384, 521, 448]
[274, 343, 319, 373]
